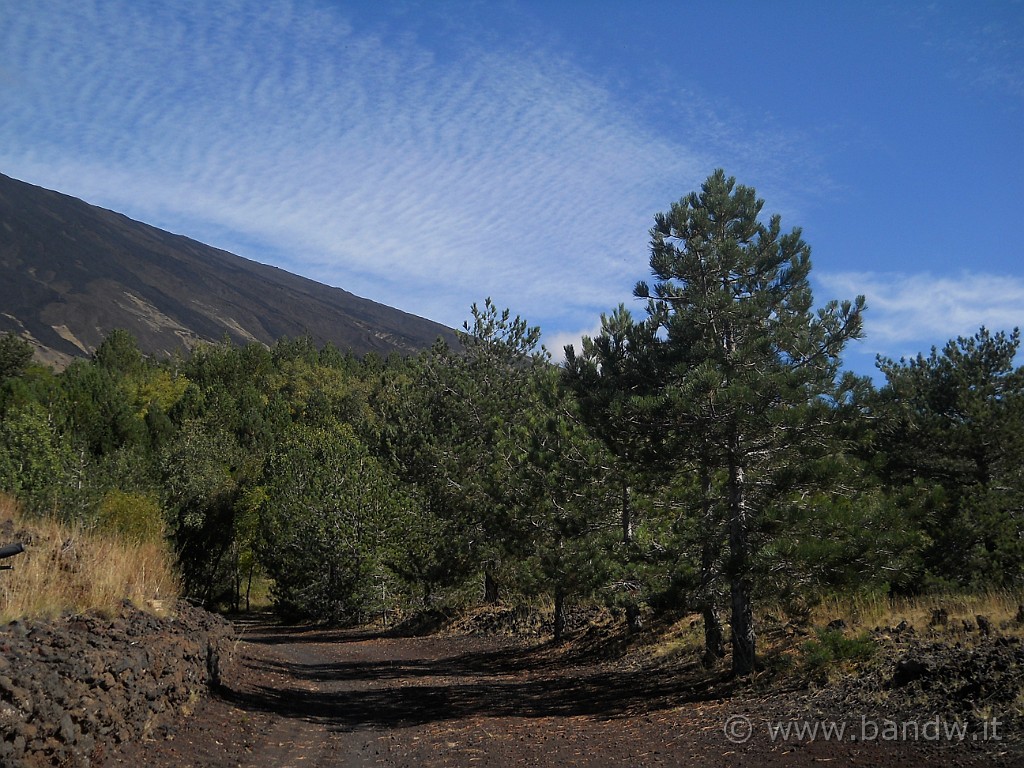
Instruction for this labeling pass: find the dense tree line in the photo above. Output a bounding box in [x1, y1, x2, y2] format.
[1, 171, 1021, 675]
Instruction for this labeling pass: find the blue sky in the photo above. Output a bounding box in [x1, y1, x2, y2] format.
[2, 1, 1022, 377]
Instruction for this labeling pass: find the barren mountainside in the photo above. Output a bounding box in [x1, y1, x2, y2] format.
[0, 172, 455, 366]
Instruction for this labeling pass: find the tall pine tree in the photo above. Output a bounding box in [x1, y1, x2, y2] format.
[633, 170, 864, 674]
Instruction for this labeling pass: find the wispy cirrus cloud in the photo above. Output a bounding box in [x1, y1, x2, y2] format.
[905, 1, 1024, 106]
[0, 0, 827, 341]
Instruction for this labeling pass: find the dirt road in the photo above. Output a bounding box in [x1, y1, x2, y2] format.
[107, 620, 1017, 767]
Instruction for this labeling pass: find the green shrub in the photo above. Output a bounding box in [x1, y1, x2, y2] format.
[803, 627, 876, 674]
[96, 489, 165, 544]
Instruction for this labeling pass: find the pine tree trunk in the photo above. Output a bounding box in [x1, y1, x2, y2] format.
[245, 562, 254, 612]
[625, 602, 643, 633]
[730, 578, 755, 675]
[484, 570, 499, 604]
[621, 479, 633, 544]
[553, 585, 566, 644]
[702, 605, 725, 666]
[699, 463, 725, 666]
[232, 545, 241, 614]
[728, 459, 756, 676]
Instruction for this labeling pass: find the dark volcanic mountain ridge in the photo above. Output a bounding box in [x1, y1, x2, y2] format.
[0, 172, 456, 366]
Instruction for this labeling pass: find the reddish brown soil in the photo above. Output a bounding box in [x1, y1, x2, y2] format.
[106, 620, 1021, 767]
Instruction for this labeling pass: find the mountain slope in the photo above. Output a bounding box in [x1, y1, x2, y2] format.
[0, 172, 456, 367]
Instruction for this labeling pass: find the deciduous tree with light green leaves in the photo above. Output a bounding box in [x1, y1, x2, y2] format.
[0, 400, 68, 512]
[259, 421, 406, 623]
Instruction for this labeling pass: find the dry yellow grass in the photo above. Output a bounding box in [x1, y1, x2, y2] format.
[0, 495, 179, 622]
[811, 589, 1024, 638]
[644, 614, 705, 661]
[639, 588, 1024, 670]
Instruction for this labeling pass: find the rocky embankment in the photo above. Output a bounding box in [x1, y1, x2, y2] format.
[806, 625, 1024, 741]
[0, 602, 233, 767]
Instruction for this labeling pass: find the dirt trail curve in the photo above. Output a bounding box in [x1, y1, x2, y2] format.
[107, 619, 1018, 767]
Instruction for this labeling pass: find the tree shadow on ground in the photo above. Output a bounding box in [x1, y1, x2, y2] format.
[215, 625, 737, 733]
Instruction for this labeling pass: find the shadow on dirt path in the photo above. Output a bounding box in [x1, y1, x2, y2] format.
[107, 619, 1022, 768]
[217, 624, 733, 731]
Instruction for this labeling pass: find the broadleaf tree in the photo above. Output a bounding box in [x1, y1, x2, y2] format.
[259, 421, 404, 623]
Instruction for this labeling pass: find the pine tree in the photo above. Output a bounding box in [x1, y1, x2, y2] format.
[563, 305, 670, 633]
[633, 170, 864, 675]
[511, 364, 617, 642]
[0, 333, 34, 380]
[259, 421, 402, 623]
[380, 300, 548, 603]
[564, 305, 660, 545]
[875, 327, 1024, 588]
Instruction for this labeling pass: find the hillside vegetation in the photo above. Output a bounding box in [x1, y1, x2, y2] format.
[1, 171, 1021, 679]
